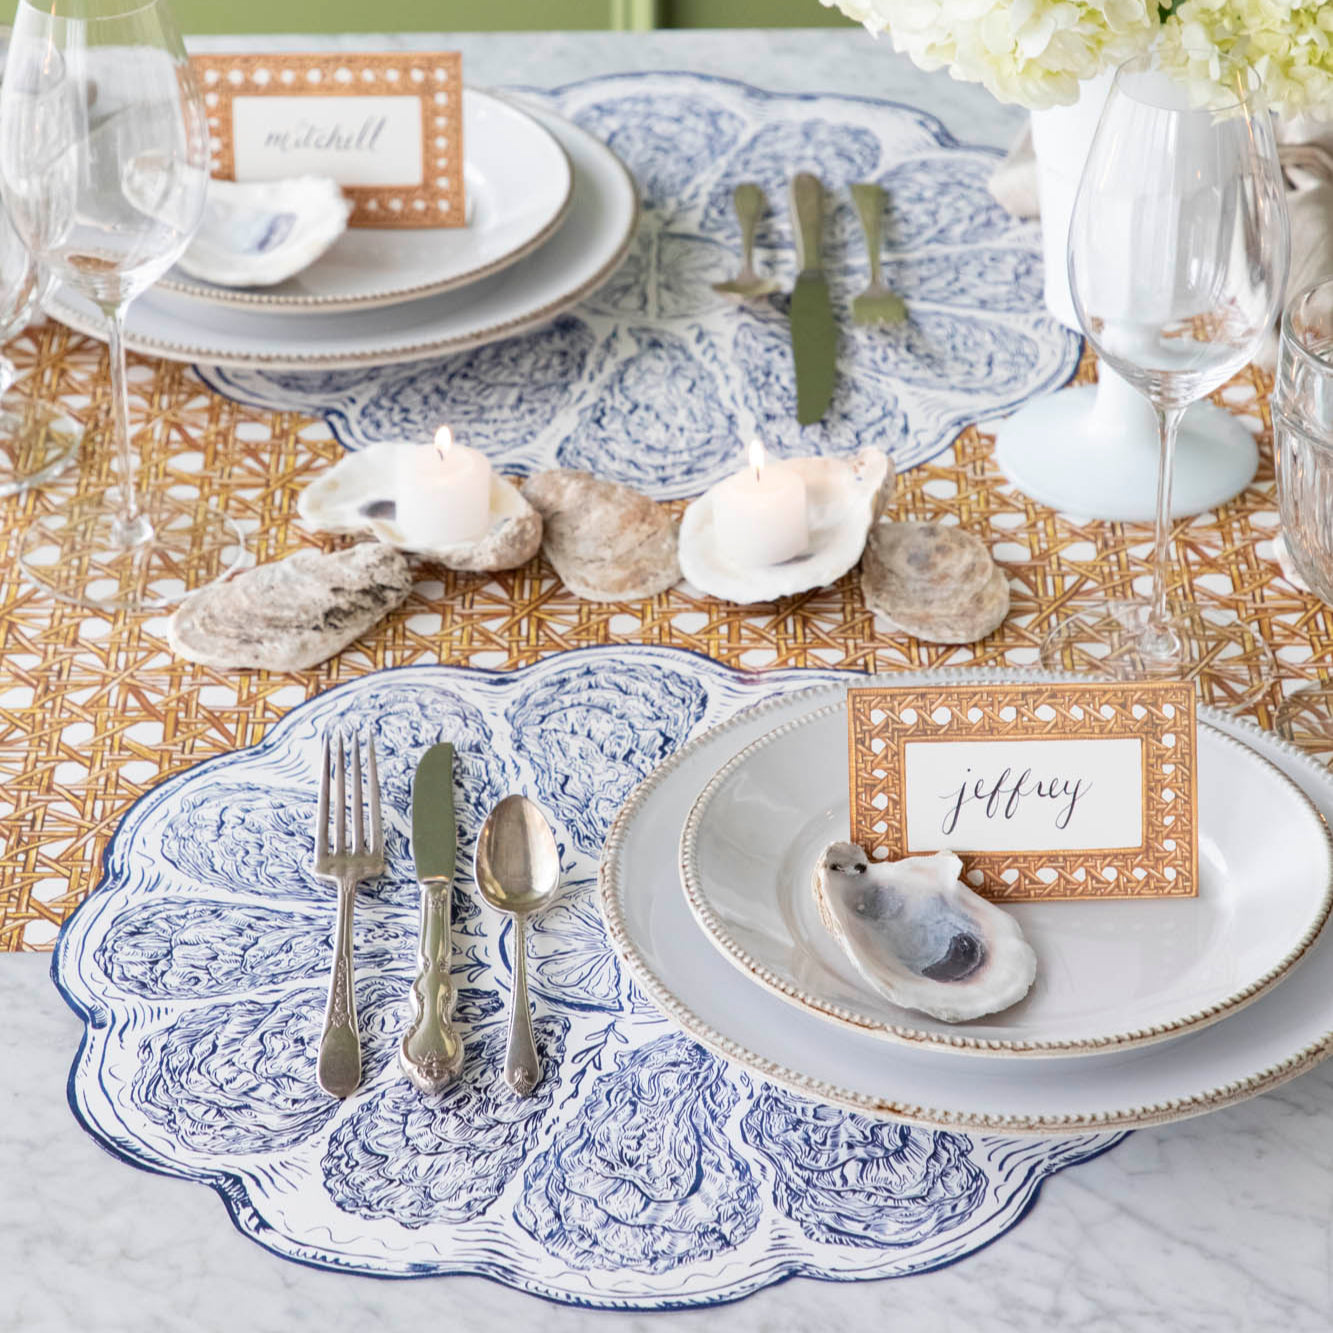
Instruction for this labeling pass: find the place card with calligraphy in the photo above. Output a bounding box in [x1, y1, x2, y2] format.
[192, 52, 464, 228]
[846, 680, 1197, 901]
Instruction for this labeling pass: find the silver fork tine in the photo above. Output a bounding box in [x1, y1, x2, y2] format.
[350, 734, 365, 855]
[334, 734, 346, 857]
[366, 735, 382, 858]
[315, 732, 331, 868]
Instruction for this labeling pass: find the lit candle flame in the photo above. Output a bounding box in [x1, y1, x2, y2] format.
[434, 425, 454, 460]
[748, 438, 766, 484]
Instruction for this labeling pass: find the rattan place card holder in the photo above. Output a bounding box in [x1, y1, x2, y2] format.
[847, 680, 1198, 902]
[191, 51, 464, 228]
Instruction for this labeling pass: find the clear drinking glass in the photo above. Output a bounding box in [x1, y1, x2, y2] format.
[1271, 277, 1333, 757]
[0, 25, 79, 497]
[0, 0, 242, 610]
[1040, 54, 1291, 709]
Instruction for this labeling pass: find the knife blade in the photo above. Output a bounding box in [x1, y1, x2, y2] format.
[788, 172, 838, 425]
[399, 741, 465, 1092]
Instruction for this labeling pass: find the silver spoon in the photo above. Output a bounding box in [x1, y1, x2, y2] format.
[712, 182, 779, 300]
[474, 794, 560, 1098]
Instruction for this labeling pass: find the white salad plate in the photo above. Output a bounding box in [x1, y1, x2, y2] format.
[45, 99, 635, 370]
[157, 89, 574, 314]
[680, 702, 1333, 1058]
[598, 668, 1333, 1133]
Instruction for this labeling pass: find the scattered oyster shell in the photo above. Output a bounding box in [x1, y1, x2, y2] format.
[297, 443, 542, 573]
[521, 469, 680, 601]
[175, 176, 351, 288]
[678, 446, 893, 603]
[813, 844, 1036, 1023]
[167, 543, 412, 672]
[861, 520, 1010, 644]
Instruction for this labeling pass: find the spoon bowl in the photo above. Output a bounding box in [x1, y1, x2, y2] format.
[475, 794, 561, 915]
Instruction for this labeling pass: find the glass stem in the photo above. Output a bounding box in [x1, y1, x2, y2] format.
[104, 302, 152, 549]
[1146, 404, 1186, 655]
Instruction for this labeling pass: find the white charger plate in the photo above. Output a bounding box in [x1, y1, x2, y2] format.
[598, 668, 1333, 1133]
[680, 703, 1333, 1057]
[156, 89, 574, 314]
[44, 97, 636, 369]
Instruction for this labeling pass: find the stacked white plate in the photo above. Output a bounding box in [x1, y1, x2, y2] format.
[598, 668, 1333, 1133]
[46, 90, 638, 369]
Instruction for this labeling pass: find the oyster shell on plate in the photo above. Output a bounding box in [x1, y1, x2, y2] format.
[175, 177, 351, 288]
[813, 843, 1036, 1023]
[678, 447, 893, 604]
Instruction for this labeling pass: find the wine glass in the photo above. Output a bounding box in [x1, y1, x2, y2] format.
[0, 0, 242, 611]
[1040, 54, 1290, 710]
[0, 25, 80, 498]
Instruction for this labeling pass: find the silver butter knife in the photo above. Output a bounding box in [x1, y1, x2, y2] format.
[399, 742, 466, 1093]
[788, 172, 838, 425]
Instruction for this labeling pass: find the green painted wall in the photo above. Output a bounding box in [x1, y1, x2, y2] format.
[164, 0, 850, 33]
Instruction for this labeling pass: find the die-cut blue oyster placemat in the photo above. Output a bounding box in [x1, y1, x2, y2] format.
[54, 647, 1124, 1308]
[196, 73, 1079, 500]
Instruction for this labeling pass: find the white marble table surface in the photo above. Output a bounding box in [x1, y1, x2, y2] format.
[3, 27, 1333, 1333]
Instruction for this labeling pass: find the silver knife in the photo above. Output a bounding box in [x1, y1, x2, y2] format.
[399, 742, 465, 1093]
[789, 172, 838, 425]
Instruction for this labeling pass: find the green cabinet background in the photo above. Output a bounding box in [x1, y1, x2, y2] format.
[166, 0, 852, 33]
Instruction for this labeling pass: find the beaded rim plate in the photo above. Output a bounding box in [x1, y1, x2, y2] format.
[679, 703, 1333, 1058]
[157, 89, 575, 314]
[599, 667, 1333, 1133]
[44, 98, 636, 369]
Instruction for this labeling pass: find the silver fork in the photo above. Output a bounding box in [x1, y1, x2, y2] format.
[850, 182, 907, 326]
[312, 732, 384, 1099]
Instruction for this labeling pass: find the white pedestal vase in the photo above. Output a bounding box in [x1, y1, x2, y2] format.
[993, 73, 1258, 522]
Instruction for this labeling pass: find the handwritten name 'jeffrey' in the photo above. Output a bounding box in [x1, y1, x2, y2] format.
[939, 767, 1090, 836]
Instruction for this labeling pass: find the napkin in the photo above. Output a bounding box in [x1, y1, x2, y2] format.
[988, 122, 1333, 368]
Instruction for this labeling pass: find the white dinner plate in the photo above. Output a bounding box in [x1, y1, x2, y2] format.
[681, 703, 1333, 1057]
[598, 668, 1333, 1133]
[156, 89, 574, 314]
[44, 98, 636, 369]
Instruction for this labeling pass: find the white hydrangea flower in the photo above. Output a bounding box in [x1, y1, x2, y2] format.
[821, 0, 1160, 108]
[1160, 0, 1333, 119]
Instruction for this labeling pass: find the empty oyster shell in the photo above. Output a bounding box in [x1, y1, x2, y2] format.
[861, 520, 1009, 644]
[175, 177, 351, 288]
[813, 843, 1036, 1023]
[679, 447, 893, 604]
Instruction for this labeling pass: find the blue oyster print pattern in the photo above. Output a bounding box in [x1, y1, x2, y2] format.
[131, 976, 405, 1156]
[516, 1032, 760, 1273]
[507, 659, 707, 855]
[323, 1017, 568, 1228]
[196, 72, 1077, 489]
[741, 1086, 986, 1248]
[94, 898, 416, 1001]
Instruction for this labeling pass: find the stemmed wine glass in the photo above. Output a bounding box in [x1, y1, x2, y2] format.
[0, 0, 242, 611]
[1040, 53, 1290, 709]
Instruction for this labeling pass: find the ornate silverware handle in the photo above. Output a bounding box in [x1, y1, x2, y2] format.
[504, 913, 540, 1097]
[850, 182, 885, 287]
[733, 182, 764, 268]
[399, 877, 464, 1092]
[318, 876, 361, 1099]
[791, 172, 824, 274]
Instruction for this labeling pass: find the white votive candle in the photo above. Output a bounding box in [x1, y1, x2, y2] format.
[394, 426, 493, 548]
[714, 440, 809, 567]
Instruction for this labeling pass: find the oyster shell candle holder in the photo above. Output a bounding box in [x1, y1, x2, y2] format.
[298, 430, 542, 573]
[813, 843, 1037, 1023]
[679, 443, 891, 604]
[176, 177, 351, 289]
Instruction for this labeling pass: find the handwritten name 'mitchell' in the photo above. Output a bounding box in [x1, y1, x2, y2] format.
[264, 116, 388, 154]
[939, 767, 1090, 836]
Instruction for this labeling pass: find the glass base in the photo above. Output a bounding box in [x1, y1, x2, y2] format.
[20, 489, 245, 612]
[1275, 685, 1333, 765]
[0, 398, 81, 497]
[1040, 600, 1276, 712]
